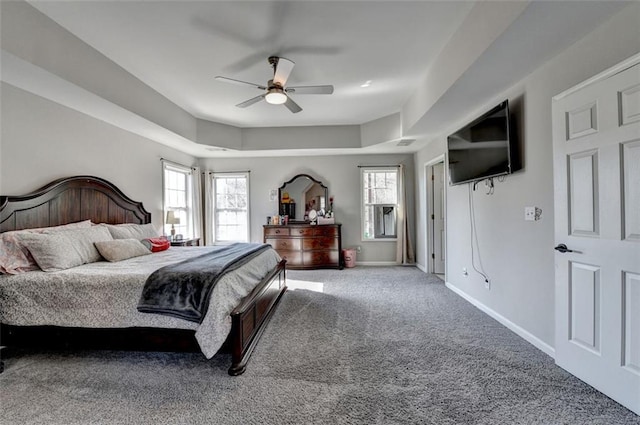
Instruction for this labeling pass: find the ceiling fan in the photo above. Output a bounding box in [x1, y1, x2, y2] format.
[215, 56, 334, 113]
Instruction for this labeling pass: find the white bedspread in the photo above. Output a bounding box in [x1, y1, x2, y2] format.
[0, 247, 281, 358]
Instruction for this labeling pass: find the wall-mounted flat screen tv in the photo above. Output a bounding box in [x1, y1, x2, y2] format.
[447, 100, 519, 185]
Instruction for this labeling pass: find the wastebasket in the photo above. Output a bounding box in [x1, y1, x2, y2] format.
[343, 248, 356, 268]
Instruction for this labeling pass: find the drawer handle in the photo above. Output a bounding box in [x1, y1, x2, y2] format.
[275, 230, 280, 234]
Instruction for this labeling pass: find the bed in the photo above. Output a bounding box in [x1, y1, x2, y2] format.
[0, 175, 287, 375]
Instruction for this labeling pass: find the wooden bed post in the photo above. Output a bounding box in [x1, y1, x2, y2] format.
[228, 259, 286, 375]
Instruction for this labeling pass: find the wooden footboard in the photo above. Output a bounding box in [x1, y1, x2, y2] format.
[228, 259, 287, 375]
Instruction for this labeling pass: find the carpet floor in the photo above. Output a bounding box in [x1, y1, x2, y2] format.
[1, 267, 638, 424]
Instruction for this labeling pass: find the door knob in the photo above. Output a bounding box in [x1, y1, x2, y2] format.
[554, 243, 574, 253]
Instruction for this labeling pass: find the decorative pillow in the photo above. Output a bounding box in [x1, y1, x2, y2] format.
[94, 239, 151, 262]
[103, 223, 159, 240]
[18, 226, 113, 272]
[141, 237, 171, 253]
[0, 220, 93, 274]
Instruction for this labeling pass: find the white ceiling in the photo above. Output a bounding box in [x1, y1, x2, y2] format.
[28, 0, 474, 128]
[11, 0, 630, 157]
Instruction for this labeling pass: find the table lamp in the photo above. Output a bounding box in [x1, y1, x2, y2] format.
[165, 211, 180, 239]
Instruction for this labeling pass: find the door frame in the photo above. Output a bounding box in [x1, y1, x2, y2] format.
[424, 155, 447, 275]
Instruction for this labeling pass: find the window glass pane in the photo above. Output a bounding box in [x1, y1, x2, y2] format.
[363, 205, 374, 239]
[163, 165, 193, 239]
[213, 174, 249, 243]
[362, 169, 398, 240]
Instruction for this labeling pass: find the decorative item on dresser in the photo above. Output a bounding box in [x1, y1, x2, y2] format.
[170, 237, 200, 247]
[264, 223, 342, 270]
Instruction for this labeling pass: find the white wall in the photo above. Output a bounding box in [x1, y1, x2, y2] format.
[0, 83, 196, 230]
[199, 153, 415, 263]
[414, 3, 640, 350]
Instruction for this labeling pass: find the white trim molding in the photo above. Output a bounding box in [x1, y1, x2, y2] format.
[356, 261, 402, 267]
[553, 52, 640, 101]
[445, 282, 556, 358]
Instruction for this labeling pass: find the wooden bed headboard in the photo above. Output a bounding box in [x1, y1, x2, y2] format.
[0, 176, 151, 232]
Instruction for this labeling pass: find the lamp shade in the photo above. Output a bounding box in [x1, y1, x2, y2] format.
[165, 211, 180, 225]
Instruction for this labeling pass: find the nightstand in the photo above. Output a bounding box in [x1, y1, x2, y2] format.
[170, 237, 200, 247]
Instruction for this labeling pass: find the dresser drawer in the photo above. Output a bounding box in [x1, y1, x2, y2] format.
[302, 237, 338, 250]
[264, 227, 290, 236]
[303, 250, 339, 266]
[291, 227, 314, 236]
[267, 238, 301, 251]
[277, 250, 302, 266]
[314, 226, 339, 237]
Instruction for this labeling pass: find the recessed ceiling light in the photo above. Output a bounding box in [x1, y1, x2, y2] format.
[360, 80, 372, 88]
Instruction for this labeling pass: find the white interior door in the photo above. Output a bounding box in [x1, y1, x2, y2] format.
[432, 163, 445, 274]
[552, 60, 640, 415]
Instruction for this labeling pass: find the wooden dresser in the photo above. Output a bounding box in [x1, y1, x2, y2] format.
[263, 223, 342, 270]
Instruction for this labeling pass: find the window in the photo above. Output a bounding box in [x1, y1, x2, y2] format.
[361, 168, 398, 240]
[212, 172, 249, 243]
[163, 163, 193, 239]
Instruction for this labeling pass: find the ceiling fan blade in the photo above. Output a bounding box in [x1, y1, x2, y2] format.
[236, 94, 265, 108]
[286, 85, 334, 95]
[215, 76, 266, 90]
[273, 57, 295, 87]
[283, 96, 302, 113]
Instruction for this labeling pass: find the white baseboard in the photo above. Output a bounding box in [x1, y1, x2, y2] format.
[355, 261, 398, 266]
[445, 282, 555, 358]
[416, 263, 427, 273]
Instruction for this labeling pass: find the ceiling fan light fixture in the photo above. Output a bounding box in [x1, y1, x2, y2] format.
[265, 88, 287, 105]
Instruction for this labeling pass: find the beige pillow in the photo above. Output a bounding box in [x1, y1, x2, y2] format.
[94, 239, 151, 262]
[102, 223, 159, 240]
[19, 226, 113, 271]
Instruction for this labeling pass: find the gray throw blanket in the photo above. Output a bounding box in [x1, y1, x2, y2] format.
[137, 243, 271, 323]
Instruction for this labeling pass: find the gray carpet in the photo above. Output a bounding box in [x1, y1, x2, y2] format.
[1, 267, 638, 424]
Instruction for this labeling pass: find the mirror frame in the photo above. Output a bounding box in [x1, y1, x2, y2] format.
[279, 174, 328, 222]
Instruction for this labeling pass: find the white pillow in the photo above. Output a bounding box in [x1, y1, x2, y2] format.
[102, 223, 159, 240]
[19, 226, 113, 271]
[94, 239, 151, 262]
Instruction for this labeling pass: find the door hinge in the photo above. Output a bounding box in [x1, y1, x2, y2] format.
[431, 174, 435, 181]
[431, 253, 435, 259]
[431, 214, 435, 220]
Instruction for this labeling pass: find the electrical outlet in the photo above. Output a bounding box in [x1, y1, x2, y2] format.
[485, 279, 491, 290]
[269, 189, 278, 202]
[462, 267, 468, 277]
[524, 206, 535, 221]
[525, 206, 543, 221]
[356, 246, 361, 253]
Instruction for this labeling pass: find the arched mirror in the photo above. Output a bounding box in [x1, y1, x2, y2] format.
[279, 174, 328, 222]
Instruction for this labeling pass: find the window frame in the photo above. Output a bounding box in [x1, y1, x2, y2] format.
[162, 162, 194, 239]
[361, 167, 399, 242]
[211, 171, 250, 244]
